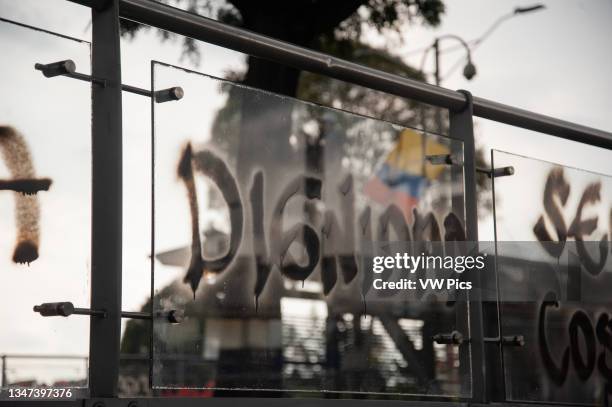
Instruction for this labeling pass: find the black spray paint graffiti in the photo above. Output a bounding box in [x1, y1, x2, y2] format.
[178, 143, 243, 297]
[533, 166, 610, 274]
[534, 167, 612, 392]
[539, 293, 612, 386]
[177, 145, 466, 303]
[0, 125, 51, 264]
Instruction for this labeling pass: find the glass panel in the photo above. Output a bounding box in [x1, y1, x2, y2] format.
[151, 61, 469, 397]
[0, 18, 91, 397]
[492, 150, 612, 405]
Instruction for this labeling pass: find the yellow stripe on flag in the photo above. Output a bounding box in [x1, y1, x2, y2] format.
[384, 129, 449, 180]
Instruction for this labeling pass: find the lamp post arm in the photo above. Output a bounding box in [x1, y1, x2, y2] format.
[473, 5, 545, 47]
[435, 34, 473, 62]
[472, 12, 515, 47]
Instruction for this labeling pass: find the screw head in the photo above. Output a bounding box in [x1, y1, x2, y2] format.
[63, 60, 76, 74]
[171, 87, 184, 100]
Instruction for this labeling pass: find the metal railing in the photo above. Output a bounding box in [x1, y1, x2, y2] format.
[10, 0, 612, 405]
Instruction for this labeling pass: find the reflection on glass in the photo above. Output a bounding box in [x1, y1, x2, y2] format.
[492, 150, 612, 405]
[150, 61, 468, 397]
[0, 18, 91, 392]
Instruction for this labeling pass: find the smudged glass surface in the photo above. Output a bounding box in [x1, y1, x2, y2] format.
[151, 61, 469, 397]
[492, 150, 612, 405]
[0, 18, 91, 395]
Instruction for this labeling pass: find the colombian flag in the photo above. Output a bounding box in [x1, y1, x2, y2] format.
[363, 129, 449, 222]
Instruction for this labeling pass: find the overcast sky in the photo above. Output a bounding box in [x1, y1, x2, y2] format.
[0, 0, 611, 385]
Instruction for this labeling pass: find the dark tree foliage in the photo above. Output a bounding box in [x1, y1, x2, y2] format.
[121, 0, 445, 96]
[122, 0, 455, 175]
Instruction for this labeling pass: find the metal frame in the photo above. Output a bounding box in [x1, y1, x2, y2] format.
[89, 0, 123, 399]
[3, 0, 612, 405]
[448, 90, 487, 403]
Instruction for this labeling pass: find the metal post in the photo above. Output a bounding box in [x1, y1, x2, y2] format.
[89, 0, 123, 398]
[434, 39, 441, 87]
[449, 90, 487, 403]
[433, 39, 444, 135]
[1, 355, 6, 388]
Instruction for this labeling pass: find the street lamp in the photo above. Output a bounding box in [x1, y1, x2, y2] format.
[431, 34, 475, 86]
[418, 3, 546, 86]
